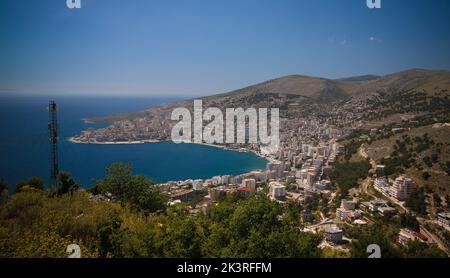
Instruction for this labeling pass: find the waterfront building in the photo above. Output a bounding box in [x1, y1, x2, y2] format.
[192, 179, 204, 190]
[242, 178, 256, 189]
[221, 175, 232, 185]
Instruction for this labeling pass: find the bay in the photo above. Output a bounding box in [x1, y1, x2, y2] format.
[0, 95, 267, 191]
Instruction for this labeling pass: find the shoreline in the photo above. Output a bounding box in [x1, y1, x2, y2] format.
[188, 142, 278, 163]
[69, 136, 276, 166]
[68, 137, 160, 145]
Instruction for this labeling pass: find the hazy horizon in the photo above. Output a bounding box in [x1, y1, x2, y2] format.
[1, 67, 449, 98]
[1, 0, 450, 97]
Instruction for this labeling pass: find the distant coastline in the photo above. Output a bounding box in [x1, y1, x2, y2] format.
[69, 137, 160, 145]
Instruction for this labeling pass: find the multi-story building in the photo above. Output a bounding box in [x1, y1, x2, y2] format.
[211, 176, 222, 185]
[192, 179, 204, 191]
[336, 208, 352, 221]
[269, 181, 286, 200]
[242, 178, 256, 189]
[324, 225, 343, 244]
[437, 212, 450, 228]
[314, 180, 332, 191]
[341, 199, 357, 210]
[221, 175, 232, 185]
[237, 187, 255, 198]
[209, 187, 233, 202]
[378, 206, 397, 217]
[389, 175, 416, 201]
[374, 177, 388, 189]
[376, 165, 386, 177]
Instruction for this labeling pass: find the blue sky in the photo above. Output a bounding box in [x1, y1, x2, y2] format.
[1, 0, 450, 96]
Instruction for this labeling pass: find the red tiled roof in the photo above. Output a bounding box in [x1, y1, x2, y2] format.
[416, 233, 428, 241]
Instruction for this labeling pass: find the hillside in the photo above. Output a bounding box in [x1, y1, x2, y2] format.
[77, 69, 450, 144]
[366, 124, 450, 194]
[87, 69, 450, 122]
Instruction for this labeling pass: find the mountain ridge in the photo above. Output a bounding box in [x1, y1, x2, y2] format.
[86, 68, 450, 124]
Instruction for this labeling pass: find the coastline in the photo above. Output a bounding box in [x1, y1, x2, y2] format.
[69, 137, 274, 162]
[68, 137, 160, 145]
[188, 142, 278, 163]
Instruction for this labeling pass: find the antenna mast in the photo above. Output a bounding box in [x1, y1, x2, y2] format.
[48, 101, 59, 187]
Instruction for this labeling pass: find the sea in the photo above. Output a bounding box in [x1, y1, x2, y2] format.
[0, 95, 267, 192]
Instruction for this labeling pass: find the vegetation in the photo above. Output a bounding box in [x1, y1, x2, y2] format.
[360, 90, 450, 122]
[331, 159, 371, 197]
[0, 164, 323, 258]
[0, 180, 8, 206]
[348, 223, 446, 258]
[57, 172, 80, 196]
[368, 126, 449, 197]
[405, 187, 427, 215]
[93, 163, 168, 213]
[398, 213, 420, 231]
[14, 177, 45, 193]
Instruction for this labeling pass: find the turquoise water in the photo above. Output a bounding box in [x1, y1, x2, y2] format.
[0, 96, 267, 191]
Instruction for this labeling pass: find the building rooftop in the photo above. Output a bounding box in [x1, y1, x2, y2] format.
[437, 212, 450, 219]
[324, 225, 343, 234]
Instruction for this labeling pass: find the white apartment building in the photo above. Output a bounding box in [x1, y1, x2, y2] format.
[242, 178, 256, 189]
[389, 175, 416, 201]
[374, 177, 388, 189]
[437, 212, 450, 228]
[269, 181, 286, 200]
[192, 179, 204, 191]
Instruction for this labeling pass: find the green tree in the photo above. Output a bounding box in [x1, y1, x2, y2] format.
[401, 240, 447, 258]
[96, 163, 167, 212]
[57, 172, 80, 195]
[163, 215, 205, 258]
[283, 200, 303, 226]
[0, 179, 8, 205]
[433, 193, 441, 208]
[331, 159, 371, 197]
[202, 193, 322, 258]
[398, 213, 420, 231]
[350, 224, 401, 258]
[422, 171, 431, 181]
[405, 188, 427, 215]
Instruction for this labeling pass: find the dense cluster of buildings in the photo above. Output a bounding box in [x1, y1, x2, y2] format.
[76, 104, 448, 255]
[156, 121, 345, 222]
